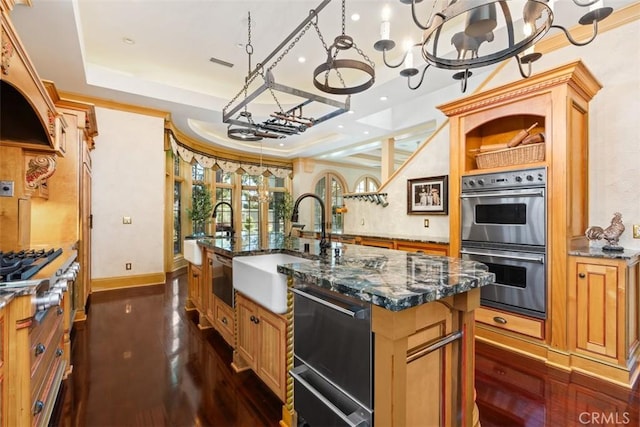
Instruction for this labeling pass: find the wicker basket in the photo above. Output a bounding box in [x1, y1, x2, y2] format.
[475, 143, 545, 169]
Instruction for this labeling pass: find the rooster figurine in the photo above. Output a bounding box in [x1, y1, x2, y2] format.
[585, 212, 625, 251]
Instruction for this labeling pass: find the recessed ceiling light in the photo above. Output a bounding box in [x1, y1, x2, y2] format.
[122, 37, 135, 45]
[348, 110, 355, 114]
[338, 124, 344, 129]
[298, 56, 306, 63]
[364, 131, 369, 135]
[380, 96, 388, 101]
[279, 143, 284, 146]
[351, 13, 360, 22]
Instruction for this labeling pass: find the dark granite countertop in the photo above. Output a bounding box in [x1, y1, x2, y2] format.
[197, 235, 494, 311]
[197, 235, 328, 260]
[569, 246, 640, 263]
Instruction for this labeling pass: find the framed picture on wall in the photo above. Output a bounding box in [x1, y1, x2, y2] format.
[407, 175, 448, 215]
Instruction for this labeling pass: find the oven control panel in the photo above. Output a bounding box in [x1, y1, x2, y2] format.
[462, 167, 546, 191]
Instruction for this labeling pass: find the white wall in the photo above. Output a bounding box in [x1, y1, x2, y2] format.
[338, 19, 640, 250]
[91, 108, 165, 279]
[292, 159, 381, 231]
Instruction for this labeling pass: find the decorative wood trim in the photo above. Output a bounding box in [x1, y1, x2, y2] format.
[24, 153, 55, 193]
[91, 272, 166, 291]
[438, 61, 602, 117]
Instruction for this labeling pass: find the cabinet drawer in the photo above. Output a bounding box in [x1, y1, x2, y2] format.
[30, 308, 64, 376]
[476, 307, 544, 339]
[32, 353, 66, 427]
[31, 321, 64, 405]
[214, 299, 235, 346]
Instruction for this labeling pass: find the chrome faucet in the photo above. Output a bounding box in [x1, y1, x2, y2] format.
[291, 193, 330, 255]
[212, 201, 234, 240]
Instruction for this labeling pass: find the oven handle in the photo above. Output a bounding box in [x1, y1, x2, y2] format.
[460, 190, 544, 199]
[290, 365, 369, 427]
[460, 249, 545, 264]
[290, 288, 367, 319]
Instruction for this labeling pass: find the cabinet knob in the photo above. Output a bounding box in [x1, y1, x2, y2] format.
[578, 273, 586, 278]
[56, 348, 64, 357]
[221, 317, 228, 325]
[250, 315, 256, 322]
[493, 316, 507, 325]
[33, 400, 44, 415]
[35, 343, 46, 357]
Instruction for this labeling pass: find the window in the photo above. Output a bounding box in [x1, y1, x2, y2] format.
[191, 163, 209, 236]
[314, 173, 346, 234]
[267, 176, 290, 240]
[173, 181, 181, 255]
[167, 149, 292, 270]
[172, 155, 183, 256]
[214, 169, 233, 237]
[355, 176, 380, 193]
[240, 174, 260, 246]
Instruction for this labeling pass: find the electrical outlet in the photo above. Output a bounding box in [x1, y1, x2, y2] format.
[123, 216, 132, 224]
[424, 219, 430, 228]
[633, 224, 640, 239]
[125, 263, 132, 270]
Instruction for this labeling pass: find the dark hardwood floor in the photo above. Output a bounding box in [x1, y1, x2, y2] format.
[51, 271, 640, 426]
[52, 270, 281, 427]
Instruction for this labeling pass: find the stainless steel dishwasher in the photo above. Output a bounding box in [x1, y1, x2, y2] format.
[290, 283, 373, 427]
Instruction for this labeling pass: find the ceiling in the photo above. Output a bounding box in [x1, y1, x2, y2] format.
[9, 0, 635, 168]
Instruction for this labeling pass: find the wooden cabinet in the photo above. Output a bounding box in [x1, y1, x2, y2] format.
[234, 293, 286, 402]
[213, 298, 234, 346]
[475, 306, 544, 340]
[439, 61, 617, 381]
[1, 6, 63, 154]
[186, 248, 235, 344]
[186, 262, 202, 313]
[5, 294, 66, 427]
[395, 241, 449, 256]
[568, 255, 640, 386]
[0, 305, 5, 426]
[34, 82, 97, 323]
[358, 237, 394, 249]
[372, 288, 480, 426]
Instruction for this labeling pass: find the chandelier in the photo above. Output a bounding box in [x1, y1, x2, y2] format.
[373, 0, 614, 92]
[249, 141, 273, 204]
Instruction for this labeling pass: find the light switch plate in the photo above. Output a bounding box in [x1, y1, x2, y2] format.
[424, 219, 429, 228]
[633, 224, 640, 239]
[0, 181, 14, 197]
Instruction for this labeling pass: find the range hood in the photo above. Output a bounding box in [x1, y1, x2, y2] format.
[1, 80, 51, 147]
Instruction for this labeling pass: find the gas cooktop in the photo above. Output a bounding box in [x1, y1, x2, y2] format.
[0, 248, 63, 287]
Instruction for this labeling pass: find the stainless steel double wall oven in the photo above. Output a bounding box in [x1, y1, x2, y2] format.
[460, 167, 547, 319]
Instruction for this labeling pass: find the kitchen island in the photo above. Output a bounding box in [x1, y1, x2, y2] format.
[196, 236, 494, 427]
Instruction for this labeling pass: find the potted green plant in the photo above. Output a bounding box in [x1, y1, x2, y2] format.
[186, 185, 214, 237]
[274, 191, 295, 237]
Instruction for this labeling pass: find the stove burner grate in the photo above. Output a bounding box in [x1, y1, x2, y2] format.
[0, 248, 63, 283]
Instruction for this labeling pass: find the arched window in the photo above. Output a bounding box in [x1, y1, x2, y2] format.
[354, 176, 380, 193]
[313, 172, 347, 234]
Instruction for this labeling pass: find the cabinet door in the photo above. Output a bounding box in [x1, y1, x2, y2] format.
[205, 251, 215, 321]
[236, 295, 258, 370]
[257, 307, 286, 402]
[78, 158, 92, 319]
[572, 261, 619, 359]
[188, 264, 202, 310]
